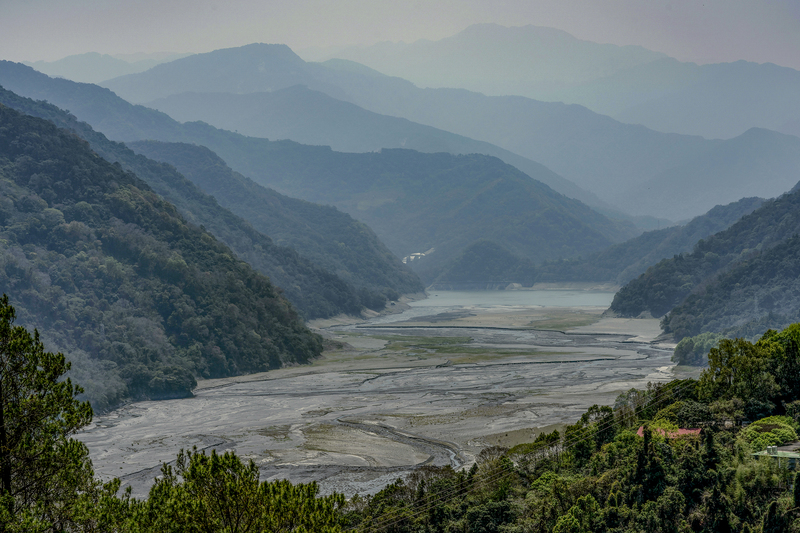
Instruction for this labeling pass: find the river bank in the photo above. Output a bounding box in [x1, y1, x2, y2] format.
[79, 289, 694, 498]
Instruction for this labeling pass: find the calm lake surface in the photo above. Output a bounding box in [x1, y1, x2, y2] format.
[372, 289, 616, 325]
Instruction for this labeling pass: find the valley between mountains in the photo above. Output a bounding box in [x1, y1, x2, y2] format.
[3, 18, 800, 530]
[81, 290, 692, 498]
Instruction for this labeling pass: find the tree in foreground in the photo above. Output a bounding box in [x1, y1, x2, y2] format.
[131, 447, 345, 533]
[0, 293, 347, 532]
[0, 294, 94, 531]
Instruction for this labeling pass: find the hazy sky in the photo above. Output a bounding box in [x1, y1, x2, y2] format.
[3, 0, 799, 69]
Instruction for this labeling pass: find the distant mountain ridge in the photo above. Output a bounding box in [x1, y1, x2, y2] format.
[0, 62, 638, 280]
[144, 86, 607, 210]
[324, 24, 800, 139]
[104, 43, 351, 103]
[620, 128, 800, 221]
[325, 23, 667, 99]
[93, 47, 800, 220]
[24, 52, 192, 84]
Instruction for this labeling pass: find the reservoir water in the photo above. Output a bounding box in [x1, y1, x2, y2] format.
[372, 288, 616, 325]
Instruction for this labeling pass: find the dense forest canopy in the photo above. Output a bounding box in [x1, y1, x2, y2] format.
[0, 85, 411, 319]
[0, 104, 323, 410]
[611, 184, 800, 344]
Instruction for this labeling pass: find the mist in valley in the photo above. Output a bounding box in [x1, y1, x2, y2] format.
[2, 1, 800, 531]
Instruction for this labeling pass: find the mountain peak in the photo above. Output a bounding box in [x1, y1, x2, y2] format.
[458, 23, 576, 40]
[210, 42, 304, 62]
[100, 42, 332, 103]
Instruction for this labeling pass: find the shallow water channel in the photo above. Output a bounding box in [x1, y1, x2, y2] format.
[80, 289, 689, 497]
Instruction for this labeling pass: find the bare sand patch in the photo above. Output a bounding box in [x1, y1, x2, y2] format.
[303, 424, 431, 468]
[569, 317, 665, 342]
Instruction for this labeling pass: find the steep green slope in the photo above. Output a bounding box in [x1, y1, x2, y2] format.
[126, 140, 422, 298]
[662, 235, 800, 340]
[0, 86, 370, 319]
[429, 240, 538, 290]
[0, 104, 322, 409]
[536, 197, 765, 284]
[611, 186, 800, 335]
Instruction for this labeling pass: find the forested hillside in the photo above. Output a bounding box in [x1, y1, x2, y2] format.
[429, 240, 538, 290]
[662, 235, 800, 341]
[0, 63, 637, 281]
[225, 144, 635, 280]
[535, 197, 765, 285]
[0, 104, 323, 410]
[611, 185, 800, 341]
[127, 140, 422, 299]
[0, 86, 421, 315]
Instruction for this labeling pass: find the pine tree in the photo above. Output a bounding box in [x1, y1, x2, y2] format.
[0, 294, 94, 531]
[132, 447, 345, 532]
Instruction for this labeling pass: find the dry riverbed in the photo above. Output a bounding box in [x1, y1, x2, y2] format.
[80, 293, 697, 498]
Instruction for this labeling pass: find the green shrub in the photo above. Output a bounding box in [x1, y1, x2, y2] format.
[743, 415, 799, 451]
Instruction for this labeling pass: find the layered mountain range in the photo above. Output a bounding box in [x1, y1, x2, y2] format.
[3, 25, 800, 365]
[0, 62, 638, 282]
[0, 86, 420, 318]
[92, 43, 800, 221]
[326, 23, 800, 140]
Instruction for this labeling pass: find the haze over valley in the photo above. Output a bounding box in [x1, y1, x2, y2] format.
[2, 2, 800, 530]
